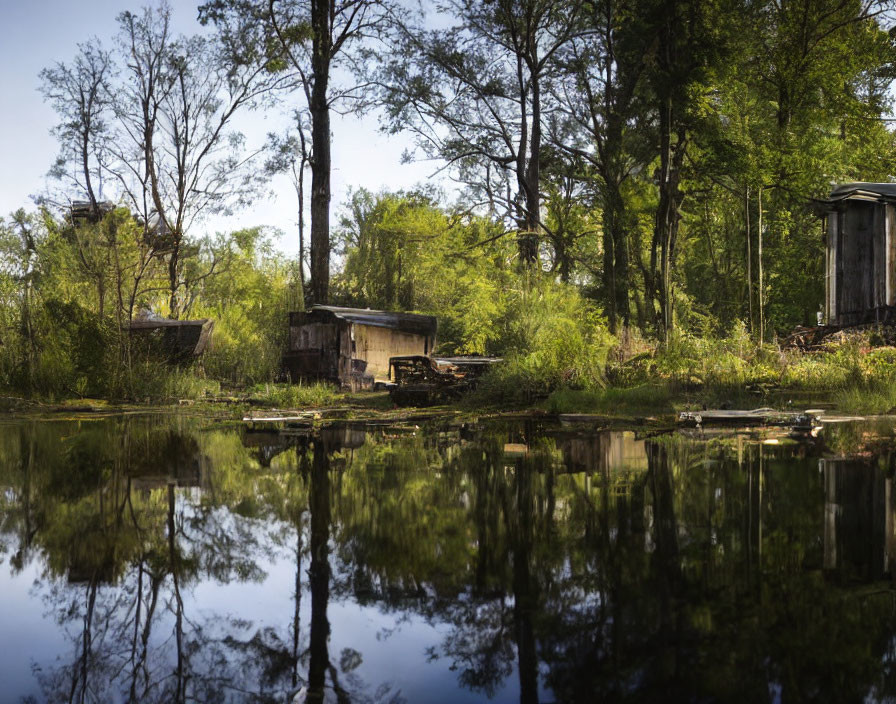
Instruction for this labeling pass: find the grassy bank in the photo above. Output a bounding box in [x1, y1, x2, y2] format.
[539, 328, 896, 416]
[7, 325, 896, 419]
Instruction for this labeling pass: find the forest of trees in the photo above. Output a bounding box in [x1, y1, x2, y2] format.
[1, 0, 895, 400]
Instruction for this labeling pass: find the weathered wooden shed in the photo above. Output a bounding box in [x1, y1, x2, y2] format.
[126, 310, 214, 361]
[819, 183, 896, 326]
[283, 305, 437, 387]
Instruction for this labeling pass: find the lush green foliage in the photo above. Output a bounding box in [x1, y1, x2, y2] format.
[0, 213, 296, 401]
[334, 190, 617, 402]
[472, 276, 615, 403]
[4, 0, 895, 408]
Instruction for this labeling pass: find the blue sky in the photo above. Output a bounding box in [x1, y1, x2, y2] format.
[0, 0, 436, 253]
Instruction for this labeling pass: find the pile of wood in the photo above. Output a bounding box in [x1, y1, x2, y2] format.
[782, 323, 896, 351]
[782, 325, 835, 351]
[389, 355, 501, 406]
[678, 408, 819, 429]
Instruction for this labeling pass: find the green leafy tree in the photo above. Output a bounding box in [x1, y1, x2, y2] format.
[379, 0, 588, 266]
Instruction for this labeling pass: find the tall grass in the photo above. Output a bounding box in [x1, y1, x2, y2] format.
[248, 382, 341, 408]
[546, 385, 674, 416]
[122, 362, 220, 403]
[598, 326, 896, 414]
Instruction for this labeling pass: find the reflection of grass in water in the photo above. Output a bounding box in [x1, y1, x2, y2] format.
[833, 381, 896, 415]
[545, 385, 674, 416]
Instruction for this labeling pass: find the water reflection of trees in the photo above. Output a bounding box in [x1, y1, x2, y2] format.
[322, 423, 896, 702]
[0, 418, 302, 702]
[5, 418, 896, 701]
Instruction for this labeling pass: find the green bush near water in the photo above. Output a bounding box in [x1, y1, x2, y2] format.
[470, 277, 615, 405]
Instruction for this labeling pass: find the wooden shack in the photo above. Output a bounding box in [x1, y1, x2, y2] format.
[818, 182, 896, 326]
[283, 305, 437, 387]
[126, 310, 214, 361]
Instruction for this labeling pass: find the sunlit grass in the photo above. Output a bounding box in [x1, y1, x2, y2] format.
[247, 382, 341, 408]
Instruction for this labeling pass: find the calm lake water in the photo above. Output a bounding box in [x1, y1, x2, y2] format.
[3, 413, 896, 703]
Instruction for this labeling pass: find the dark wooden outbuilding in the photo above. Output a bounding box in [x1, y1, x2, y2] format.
[283, 305, 437, 388]
[126, 310, 214, 361]
[818, 183, 896, 326]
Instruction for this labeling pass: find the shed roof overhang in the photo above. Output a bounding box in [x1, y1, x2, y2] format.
[300, 305, 438, 338]
[814, 182, 896, 214]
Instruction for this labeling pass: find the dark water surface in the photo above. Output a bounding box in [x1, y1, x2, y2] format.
[4, 414, 896, 703]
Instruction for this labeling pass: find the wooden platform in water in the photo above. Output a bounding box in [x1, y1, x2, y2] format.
[678, 408, 817, 427]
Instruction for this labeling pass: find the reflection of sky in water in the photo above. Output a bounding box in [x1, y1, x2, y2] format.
[3, 415, 896, 701]
[3, 562, 67, 702]
[181, 532, 514, 704]
[1, 505, 517, 702]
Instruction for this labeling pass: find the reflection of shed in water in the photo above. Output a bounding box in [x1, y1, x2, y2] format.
[562, 431, 648, 480]
[560, 431, 650, 537]
[242, 423, 368, 467]
[821, 458, 896, 579]
[319, 424, 367, 450]
[242, 429, 301, 467]
[129, 432, 208, 491]
[283, 306, 437, 388]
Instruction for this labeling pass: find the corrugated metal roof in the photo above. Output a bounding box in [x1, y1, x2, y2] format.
[309, 305, 438, 337]
[829, 182, 896, 201]
[128, 309, 211, 329]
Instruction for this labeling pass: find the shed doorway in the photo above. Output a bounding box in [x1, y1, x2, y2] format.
[837, 201, 875, 316]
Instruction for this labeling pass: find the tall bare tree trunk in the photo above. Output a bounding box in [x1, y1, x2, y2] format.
[516, 56, 541, 267]
[603, 178, 630, 333]
[758, 185, 764, 343]
[746, 185, 753, 333]
[296, 129, 309, 310]
[654, 90, 684, 341]
[168, 245, 180, 319]
[308, 0, 331, 306]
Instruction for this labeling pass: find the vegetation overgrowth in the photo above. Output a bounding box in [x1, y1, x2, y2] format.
[2, 0, 895, 414]
[5, 204, 896, 414]
[542, 326, 896, 416]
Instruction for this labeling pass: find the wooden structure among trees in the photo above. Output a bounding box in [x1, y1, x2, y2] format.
[126, 310, 214, 361]
[819, 183, 896, 326]
[283, 306, 438, 388]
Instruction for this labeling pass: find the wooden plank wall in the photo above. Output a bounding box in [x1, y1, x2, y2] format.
[838, 202, 874, 317]
[289, 322, 337, 351]
[889, 205, 896, 307]
[353, 325, 431, 379]
[829, 201, 896, 325]
[827, 212, 837, 322]
[874, 203, 886, 310]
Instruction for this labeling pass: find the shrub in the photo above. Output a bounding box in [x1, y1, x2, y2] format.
[202, 306, 285, 387]
[472, 276, 615, 404]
